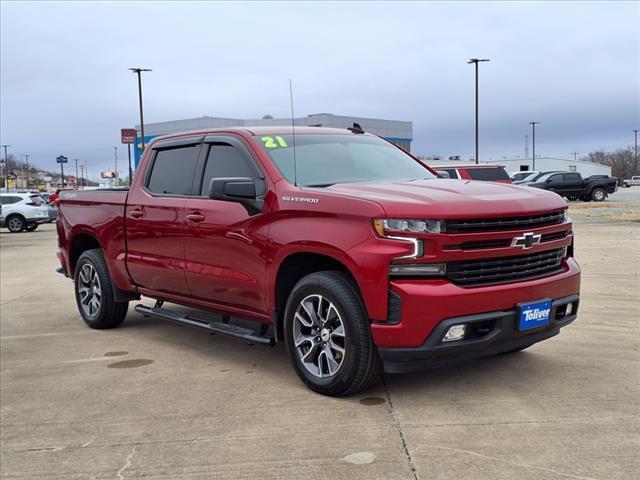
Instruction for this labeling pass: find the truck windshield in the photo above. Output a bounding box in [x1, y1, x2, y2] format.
[253, 134, 434, 186]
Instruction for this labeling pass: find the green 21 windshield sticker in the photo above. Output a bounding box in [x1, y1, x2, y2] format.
[261, 136, 288, 148]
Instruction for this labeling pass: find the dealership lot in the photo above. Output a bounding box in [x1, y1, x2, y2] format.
[1, 192, 638, 479]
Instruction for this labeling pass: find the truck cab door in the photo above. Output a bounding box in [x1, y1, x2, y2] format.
[544, 173, 564, 195]
[125, 137, 203, 297]
[562, 173, 583, 196]
[181, 135, 270, 317]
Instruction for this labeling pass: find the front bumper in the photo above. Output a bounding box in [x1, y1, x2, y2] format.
[379, 293, 579, 373]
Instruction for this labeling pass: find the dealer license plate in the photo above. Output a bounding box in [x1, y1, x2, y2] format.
[518, 299, 552, 331]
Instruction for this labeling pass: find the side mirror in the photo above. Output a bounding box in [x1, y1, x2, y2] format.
[546, 179, 553, 183]
[436, 171, 450, 179]
[208, 177, 263, 215]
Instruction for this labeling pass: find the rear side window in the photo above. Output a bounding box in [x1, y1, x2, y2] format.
[563, 173, 581, 182]
[466, 167, 510, 181]
[147, 146, 200, 195]
[200, 144, 256, 195]
[29, 195, 45, 206]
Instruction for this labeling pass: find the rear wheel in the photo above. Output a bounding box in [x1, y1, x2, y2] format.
[74, 249, 128, 329]
[6, 215, 26, 233]
[284, 271, 381, 396]
[591, 188, 606, 202]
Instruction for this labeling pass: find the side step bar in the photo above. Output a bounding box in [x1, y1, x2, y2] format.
[134, 304, 275, 347]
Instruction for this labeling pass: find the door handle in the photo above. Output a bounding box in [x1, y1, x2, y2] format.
[129, 209, 144, 219]
[186, 213, 206, 223]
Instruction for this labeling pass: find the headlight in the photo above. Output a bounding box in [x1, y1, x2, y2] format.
[373, 218, 441, 260]
[373, 218, 441, 236]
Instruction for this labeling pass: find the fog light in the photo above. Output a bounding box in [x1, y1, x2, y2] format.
[565, 302, 574, 316]
[442, 324, 466, 342]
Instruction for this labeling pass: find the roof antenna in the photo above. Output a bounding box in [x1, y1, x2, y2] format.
[289, 78, 298, 187]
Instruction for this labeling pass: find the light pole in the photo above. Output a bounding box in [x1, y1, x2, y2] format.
[74, 159, 79, 189]
[129, 68, 152, 153]
[467, 58, 490, 164]
[2, 144, 10, 190]
[529, 122, 540, 170]
[634, 129, 639, 173]
[570, 152, 580, 161]
[25, 154, 31, 189]
[114, 146, 118, 187]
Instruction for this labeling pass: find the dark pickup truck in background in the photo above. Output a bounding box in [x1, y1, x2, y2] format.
[527, 171, 618, 201]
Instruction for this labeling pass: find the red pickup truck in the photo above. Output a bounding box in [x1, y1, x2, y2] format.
[56, 126, 580, 396]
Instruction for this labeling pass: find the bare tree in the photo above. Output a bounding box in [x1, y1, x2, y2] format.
[584, 146, 637, 179]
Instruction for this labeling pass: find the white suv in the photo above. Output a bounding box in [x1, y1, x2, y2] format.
[0, 193, 50, 232]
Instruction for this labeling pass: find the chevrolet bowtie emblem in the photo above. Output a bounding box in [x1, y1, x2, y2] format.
[511, 232, 541, 249]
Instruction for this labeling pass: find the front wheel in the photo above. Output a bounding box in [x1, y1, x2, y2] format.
[6, 215, 26, 233]
[591, 188, 606, 202]
[74, 249, 128, 329]
[284, 271, 381, 396]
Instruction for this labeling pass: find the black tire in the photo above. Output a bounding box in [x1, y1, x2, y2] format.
[283, 271, 381, 396]
[591, 188, 606, 202]
[25, 224, 39, 232]
[74, 249, 128, 329]
[6, 214, 26, 233]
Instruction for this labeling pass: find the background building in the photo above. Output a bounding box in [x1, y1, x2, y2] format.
[135, 113, 413, 167]
[424, 157, 611, 177]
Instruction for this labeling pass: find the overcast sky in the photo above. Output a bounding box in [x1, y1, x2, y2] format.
[1, 1, 638, 180]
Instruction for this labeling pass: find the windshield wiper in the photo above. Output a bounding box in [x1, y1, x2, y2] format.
[305, 183, 335, 188]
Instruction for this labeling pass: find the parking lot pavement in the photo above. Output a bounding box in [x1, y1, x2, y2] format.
[1, 193, 638, 480]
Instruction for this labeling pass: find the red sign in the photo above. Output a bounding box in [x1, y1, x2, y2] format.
[121, 128, 137, 144]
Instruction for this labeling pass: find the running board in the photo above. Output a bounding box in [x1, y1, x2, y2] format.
[134, 304, 275, 347]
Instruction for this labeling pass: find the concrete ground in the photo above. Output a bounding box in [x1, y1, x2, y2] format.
[1, 191, 639, 479]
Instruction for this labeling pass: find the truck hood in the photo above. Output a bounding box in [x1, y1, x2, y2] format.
[323, 179, 566, 218]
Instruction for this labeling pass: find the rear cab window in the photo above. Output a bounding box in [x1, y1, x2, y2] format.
[146, 145, 201, 195]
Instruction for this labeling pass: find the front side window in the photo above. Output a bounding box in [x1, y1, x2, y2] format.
[147, 145, 200, 195]
[253, 134, 434, 187]
[200, 144, 256, 195]
[547, 174, 563, 184]
[466, 167, 510, 181]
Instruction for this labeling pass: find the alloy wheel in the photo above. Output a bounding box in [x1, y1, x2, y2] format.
[292, 294, 346, 378]
[7, 217, 24, 232]
[77, 263, 102, 318]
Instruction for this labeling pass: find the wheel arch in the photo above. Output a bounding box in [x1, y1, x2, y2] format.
[69, 232, 102, 276]
[273, 251, 367, 342]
